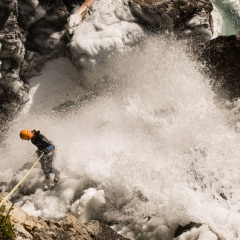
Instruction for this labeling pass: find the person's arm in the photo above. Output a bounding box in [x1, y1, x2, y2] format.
[45, 144, 55, 153]
[41, 135, 55, 153]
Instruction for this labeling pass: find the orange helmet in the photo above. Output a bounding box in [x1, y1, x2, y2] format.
[20, 129, 34, 140]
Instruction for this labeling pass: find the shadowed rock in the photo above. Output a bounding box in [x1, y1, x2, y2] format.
[0, 0, 28, 128]
[129, 0, 213, 44]
[199, 35, 240, 99]
[174, 222, 225, 240]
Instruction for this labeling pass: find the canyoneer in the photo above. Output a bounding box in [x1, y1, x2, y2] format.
[19, 129, 60, 190]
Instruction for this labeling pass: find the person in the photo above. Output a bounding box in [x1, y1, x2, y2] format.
[19, 129, 60, 190]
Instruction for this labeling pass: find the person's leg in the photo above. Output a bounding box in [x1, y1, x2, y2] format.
[42, 174, 51, 190]
[53, 169, 60, 182]
[46, 151, 61, 183]
[40, 155, 52, 189]
[40, 155, 50, 176]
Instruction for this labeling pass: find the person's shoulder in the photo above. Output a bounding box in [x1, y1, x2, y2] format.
[32, 129, 46, 139]
[32, 129, 40, 134]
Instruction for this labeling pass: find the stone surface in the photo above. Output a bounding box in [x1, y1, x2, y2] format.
[0, 0, 70, 129]
[174, 222, 225, 240]
[0, 0, 28, 128]
[129, 0, 213, 44]
[199, 35, 240, 99]
[4, 201, 130, 240]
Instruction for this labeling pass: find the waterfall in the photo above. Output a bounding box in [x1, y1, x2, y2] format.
[1, 36, 240, 239]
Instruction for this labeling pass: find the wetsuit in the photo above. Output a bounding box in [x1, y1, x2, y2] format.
[31, 129, 60, 181]
[31, 129, 55, 153]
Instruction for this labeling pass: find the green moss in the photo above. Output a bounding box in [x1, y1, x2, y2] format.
[0, 199, 15, 240]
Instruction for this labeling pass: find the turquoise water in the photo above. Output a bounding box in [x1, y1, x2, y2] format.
[211, 0, 240, 35]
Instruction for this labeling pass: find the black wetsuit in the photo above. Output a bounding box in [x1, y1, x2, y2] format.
[31, 130, 55, 153]
[31, 130, 59, 180]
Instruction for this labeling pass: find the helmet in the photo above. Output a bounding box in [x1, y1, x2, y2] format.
[20, 129, 34, 140]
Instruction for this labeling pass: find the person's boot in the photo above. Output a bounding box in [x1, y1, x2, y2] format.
[54, 171, 60, 183]
[43, 177, 51, 190]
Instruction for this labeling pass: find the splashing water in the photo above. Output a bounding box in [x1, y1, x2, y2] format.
[211, 0, 240, 35]
[1, 36, 240, 239]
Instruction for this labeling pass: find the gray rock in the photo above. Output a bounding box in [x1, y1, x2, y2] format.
[5, 201, 130, 240]
[199, 35, 240, 99]
[0, 0, 28, 128]
[129, 0, 213, 44]
[173, 222, 225, 240]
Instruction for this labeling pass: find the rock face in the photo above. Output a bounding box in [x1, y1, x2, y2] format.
[130, 0, 213, 45]
[18, 0, 68, 55]
[66, 0, 146, 68]
[5, 201, 129, 240]
[0, 0, 69, 129]
[18, 0, 69, 80]
[199, 35, 240, 99]
[174, 222, 225, 240]
[0, 0, 28, 127]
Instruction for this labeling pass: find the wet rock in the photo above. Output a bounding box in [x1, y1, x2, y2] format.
[4, 201, 130, 240]
[66, 0, 145, 68]
[60, 214, 93, 240]
[199, 35, 240, 99]
[16, 1, 72, 83]
[129, 0, 213, 44]
[93, 222, 130, 240]
[0, 3, 12, 30]
[0, 0, 28, 128]
[0, 1, 73, 129]
[67, 0, 214, 69]
[174, 222, 225, 240]
[174, 222, 201, 238]
[18, 0, 68, 55]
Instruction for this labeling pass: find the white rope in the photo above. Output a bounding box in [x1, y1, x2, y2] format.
[0, 152, 44, 208]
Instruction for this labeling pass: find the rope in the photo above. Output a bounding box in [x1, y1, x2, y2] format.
[0, 152, 44, 208]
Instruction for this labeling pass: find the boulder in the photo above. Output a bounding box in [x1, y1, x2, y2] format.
[4, 200, 129, 240]
[174, 222, 225, 240]
[129, 0, 214, 44]
[199, 35, 240, 99]
[0, 0, 28, 128]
